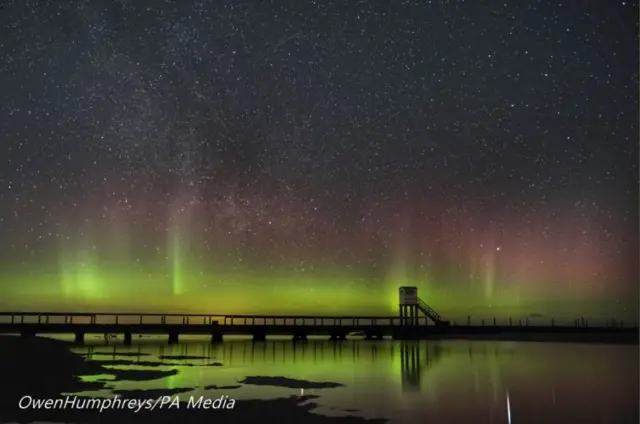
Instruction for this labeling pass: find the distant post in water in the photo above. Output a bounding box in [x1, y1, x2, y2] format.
[398, 286, 419, 326]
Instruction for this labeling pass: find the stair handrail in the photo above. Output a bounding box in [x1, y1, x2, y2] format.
[417, 298, 442, 320]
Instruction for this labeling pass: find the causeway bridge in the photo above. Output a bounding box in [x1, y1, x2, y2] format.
[0, 287, 637, 344]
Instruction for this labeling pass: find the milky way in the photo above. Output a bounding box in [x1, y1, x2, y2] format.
[0, 0, 637, 320]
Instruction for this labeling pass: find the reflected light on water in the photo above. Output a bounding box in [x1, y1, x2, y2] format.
[40, 335, 639, 424]
[506, 391, 512, 424]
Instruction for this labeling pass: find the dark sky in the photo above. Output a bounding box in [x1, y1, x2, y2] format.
[0, 0, 637, 318]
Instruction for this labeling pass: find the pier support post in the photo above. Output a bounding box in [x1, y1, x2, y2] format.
[398, 287, 419, 327]
[168, 333, 179, 344]
[123, 332, 132, 345]
[400, 305, 418, 326]
[74, 332, 85, 344]
[399, 305, 405, 326]
[252, 332, 266, 342]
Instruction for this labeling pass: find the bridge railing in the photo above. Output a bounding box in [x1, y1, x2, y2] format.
[0, 312, 636, 329]
[0, 312, 426, 327]
[447, 316, 639, 329]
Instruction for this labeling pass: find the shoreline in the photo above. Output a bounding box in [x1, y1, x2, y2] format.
[0, 335, 386, 423]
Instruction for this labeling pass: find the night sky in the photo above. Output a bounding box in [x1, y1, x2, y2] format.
[0, 0, 637, 320]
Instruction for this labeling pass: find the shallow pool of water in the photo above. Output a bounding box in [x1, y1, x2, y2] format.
[54, 336, 639, 424]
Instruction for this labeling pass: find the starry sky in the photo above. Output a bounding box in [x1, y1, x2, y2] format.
[0, 0, 637, 320]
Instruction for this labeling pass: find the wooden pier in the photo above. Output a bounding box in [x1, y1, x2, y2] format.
[0, 287, 636, 345]
[0, 311, 636, 345]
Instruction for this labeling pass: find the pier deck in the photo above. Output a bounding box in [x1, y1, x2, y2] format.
[0, 312, 636, 344]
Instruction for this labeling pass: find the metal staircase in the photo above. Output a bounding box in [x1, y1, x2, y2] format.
[417, 298, 449, 326]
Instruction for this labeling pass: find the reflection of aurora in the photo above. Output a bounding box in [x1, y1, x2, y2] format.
[69, 339, 638, 422]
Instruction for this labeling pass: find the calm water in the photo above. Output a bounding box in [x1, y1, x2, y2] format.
[55, 336, 638, 423]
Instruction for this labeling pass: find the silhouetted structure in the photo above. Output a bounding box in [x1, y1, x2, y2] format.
[0, 286, 636, 345]
[398, 286, 450, 326]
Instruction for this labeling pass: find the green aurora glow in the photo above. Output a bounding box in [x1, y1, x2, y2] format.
[1, 201, 636, 321]
[1, 242, 635, 322]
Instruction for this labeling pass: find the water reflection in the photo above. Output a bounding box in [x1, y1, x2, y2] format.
[78, 339, 454, 397]
[81, 338, 450, 372]
[66, 337, 638, 424]
[399, 342, 444, 392]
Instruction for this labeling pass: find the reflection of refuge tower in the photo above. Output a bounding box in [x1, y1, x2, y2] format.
[398, 286, 449, 326]
[400, 342, 421, 391]
[399, 342, 445, 392]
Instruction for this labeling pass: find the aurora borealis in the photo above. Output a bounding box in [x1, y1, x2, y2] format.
[0, 1, 637, 321]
